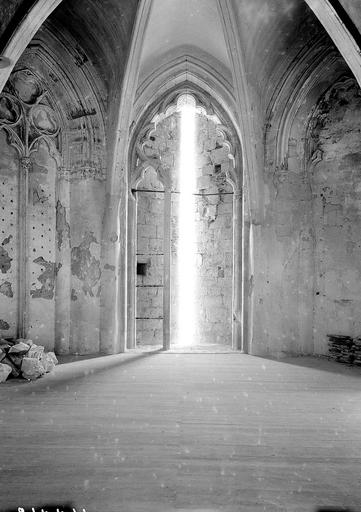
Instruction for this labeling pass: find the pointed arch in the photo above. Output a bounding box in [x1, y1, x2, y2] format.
[127, 86, 244, 350]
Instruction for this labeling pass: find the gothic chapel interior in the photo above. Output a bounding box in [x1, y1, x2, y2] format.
[1, 0, 361, 511]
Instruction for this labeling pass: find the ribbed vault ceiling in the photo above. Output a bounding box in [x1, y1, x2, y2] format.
[138, 0, 231, 84]
[2, 0, 354, 113]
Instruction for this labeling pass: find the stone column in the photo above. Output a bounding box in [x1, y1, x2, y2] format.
[163, 186, 172, 350]
[232, 188, 243, 350]
[55, 171, 71, 354]
[127, 191, 137, 349]
[18, 156, 31, 339]
[100, 189, 127, 354]
[241, 189, 251, 354]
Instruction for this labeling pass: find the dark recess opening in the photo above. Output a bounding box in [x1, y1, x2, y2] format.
[137, 262, 148, 276]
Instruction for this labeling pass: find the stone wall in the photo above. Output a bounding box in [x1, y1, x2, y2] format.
[0, 69, 62, 350]
[136, 168, 164, 346]
[191, 115, 234, 345]
[310, 78, 361, 353]
[261, 73, 361, 357]
[135, 104, 235, 347]
[193, 191, 233, 345]
[28, 141, 58, 349]
[259, 141, 314, 357]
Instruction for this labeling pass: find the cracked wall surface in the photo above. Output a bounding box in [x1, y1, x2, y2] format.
[71, 231, 101, 298]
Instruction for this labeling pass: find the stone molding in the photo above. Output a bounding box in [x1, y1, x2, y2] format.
[135, 52, 234, 116]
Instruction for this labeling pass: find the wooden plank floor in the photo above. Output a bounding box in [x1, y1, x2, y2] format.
[1, 353, 361, 512]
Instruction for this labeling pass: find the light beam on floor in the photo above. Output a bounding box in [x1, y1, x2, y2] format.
[177, 98, 197, 346]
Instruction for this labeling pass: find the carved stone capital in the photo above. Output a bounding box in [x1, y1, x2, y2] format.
[20, 156, 32, 172]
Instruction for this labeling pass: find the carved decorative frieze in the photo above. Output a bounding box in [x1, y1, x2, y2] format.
[0, 69, 60, 163]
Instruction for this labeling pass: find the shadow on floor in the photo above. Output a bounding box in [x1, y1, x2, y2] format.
[258, 354, 361, 377]
[3, 348, 165, 393]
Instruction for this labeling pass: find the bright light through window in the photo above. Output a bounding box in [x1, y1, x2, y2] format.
[177, 96, 197, 346]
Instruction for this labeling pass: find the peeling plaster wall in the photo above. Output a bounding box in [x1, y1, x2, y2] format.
[69, 180, 104, 354]
[0, 131, 18, 338]
[28, 141, 58, 349]
[310, 78, 361, 353]
[0, 24, 107, 354]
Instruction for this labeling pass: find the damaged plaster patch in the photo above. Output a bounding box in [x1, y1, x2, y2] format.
[0, 281, 13, 297]
[56, 200, 70, 250]
[32, 183, 50, 205]
[0, 319, 10, 330]
[30, 257, 62, 299]
[71, 232, 101, 297]
[0, 235, 12, 273]
[71, 288, 78, 301]
[2, 234, 12, 246]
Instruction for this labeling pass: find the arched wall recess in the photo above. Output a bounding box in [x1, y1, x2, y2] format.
[301, 75, 361, 354]
[0, 20, 107, 352]
[265, 45, 346, 172]
[23, 24, 107, 177]
[127, 89, 244, 350]
[263, 25, 359, 356]
[303, 75, 359, 169]
[20, 32, 107, 356]
[131, 86, 241, 184]
[216, 0, 361, 356]
[0, 68, 61, 340]
[131, 1, 252, 352]
[263, 54, 339, 357]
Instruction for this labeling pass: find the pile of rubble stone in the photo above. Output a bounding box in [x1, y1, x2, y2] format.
[0, 338, 58, 383]
[327, 334, 361, 365]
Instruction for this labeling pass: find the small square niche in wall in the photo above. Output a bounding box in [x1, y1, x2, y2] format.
[137, 262, 148, 276]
